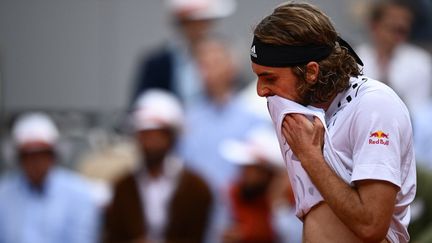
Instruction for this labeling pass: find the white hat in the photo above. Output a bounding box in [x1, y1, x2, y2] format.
[219, 126, 284, 168]
[166, 0, 236, 20]
[131, 89, 184, 132]
[12, 112, 59, 148]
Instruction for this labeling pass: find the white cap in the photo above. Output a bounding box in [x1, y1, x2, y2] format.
[12, 112, 59, 148]
[166, 0, 236, 20]
[219, 126, 284, 168]
[131, 89, 184, 132]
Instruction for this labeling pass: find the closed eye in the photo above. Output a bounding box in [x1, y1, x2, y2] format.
[265, 77, 276, 82]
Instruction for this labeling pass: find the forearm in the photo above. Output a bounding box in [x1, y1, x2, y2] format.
[301, 153, 389, 242]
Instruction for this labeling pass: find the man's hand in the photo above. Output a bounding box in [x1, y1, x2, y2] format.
[281, 114, 397, 242]
[282, 114, 325, 165]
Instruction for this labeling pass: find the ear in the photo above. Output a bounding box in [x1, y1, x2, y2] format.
[305, 62, 320, 84]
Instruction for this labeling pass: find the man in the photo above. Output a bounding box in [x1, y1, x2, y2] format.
[356, 0, 432, 111]
[104, 89, 212, 243]
[178, 37, 267, 242]
[220, 126, 302, 243]
[131, 0, 235, 106]
[0, 112, 100, 243]
[250, 2, 416, 243]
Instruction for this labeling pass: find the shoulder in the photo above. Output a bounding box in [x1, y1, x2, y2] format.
[0, 171, 20, 196]
[342, 77, 411, 129]
[139, 45, 173, 66]
[180, 169, 209, 187]
[52, 168, 96, 199]
[351, 77, 407, 109]
[112, 172, 137, 192]
[178, 169, 211, 196]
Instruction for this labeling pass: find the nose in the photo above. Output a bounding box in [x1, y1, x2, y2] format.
[256, 81, 272, 97]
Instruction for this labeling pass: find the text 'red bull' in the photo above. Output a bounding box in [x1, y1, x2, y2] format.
[369, 131, 389, 145]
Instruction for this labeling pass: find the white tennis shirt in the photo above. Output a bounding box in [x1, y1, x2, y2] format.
[267, 76, 416, 243]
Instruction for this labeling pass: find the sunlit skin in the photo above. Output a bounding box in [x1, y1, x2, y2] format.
[252, 62, 396, 242]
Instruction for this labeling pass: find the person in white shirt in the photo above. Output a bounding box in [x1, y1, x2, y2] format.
[250, 2, 416, 243]
[356, 0, 432, 111]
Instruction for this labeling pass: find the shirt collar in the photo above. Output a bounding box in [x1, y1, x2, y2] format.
[137, 154, 184, 182]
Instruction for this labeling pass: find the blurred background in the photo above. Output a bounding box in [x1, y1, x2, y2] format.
[0, 0, 432, 242]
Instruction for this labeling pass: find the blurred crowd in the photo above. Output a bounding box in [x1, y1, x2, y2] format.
[1, 0, 432, 243]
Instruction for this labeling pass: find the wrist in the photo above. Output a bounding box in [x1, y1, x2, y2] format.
[299, 152, 325, 170]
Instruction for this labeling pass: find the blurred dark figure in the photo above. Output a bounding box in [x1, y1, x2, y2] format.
[220, 126, 301, 243]
[104, 89, 212, 243]
[408, 0, 432, 41]
[356, 0, 432, 111]
[130, 0, 235, 106]
[178, 37, 268, 242]
[0, 112, 100, 243]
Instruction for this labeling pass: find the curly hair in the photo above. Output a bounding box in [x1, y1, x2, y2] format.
[253, 2, 362, 104]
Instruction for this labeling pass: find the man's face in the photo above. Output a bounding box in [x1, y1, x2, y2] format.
[239, 164, 273, 201]
[372, 5, 412, 50]
[252, 63, 306, 103]
[177, 18, 213, 45]
[18, 144, 55, 188]
[196, 39, 235, 96]
[136, 128, 174, 168]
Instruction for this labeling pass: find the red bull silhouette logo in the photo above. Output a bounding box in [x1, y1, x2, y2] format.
[369, 130, 389, 145]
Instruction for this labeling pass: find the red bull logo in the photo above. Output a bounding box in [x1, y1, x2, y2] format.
[369, 130, 389, 145]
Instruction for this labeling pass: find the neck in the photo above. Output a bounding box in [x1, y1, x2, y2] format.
[144, 156, 165, 179]
[148, 166, 163, 178]
[312, 93, 338, 111]
[375, 41, 395, 62]
[208, 89, 232, 105]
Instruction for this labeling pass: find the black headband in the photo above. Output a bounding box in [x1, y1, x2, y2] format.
[250, 36, 363, 67]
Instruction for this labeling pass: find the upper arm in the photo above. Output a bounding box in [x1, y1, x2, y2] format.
[355, 179, 399, 235]
[350, 90, 411, 188]
[347, 90, 410, 239]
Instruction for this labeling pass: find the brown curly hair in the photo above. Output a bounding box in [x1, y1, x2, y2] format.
[253, 2, 362, 104]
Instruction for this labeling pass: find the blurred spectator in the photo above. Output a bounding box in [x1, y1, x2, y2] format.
[178, 37, 268, 242]
[220, 126, 302, 243]
[0, 112, 100, 243]
[356, 0, 432, 111]
[410, 102, 432, 169]
[103, 89, 212, 243]
[130, 0, 236, 106]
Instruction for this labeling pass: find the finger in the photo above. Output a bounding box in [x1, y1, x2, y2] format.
[313, 116, 324, 128]
[282, 120, 293, 142]
[313, 116, 325, 138]
[290, 113, 306, 121]
[282, 114, 295, 130]
[283, 113, 295, 123]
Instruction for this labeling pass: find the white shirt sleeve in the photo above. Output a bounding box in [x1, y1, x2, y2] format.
[349, 89, 411, 188]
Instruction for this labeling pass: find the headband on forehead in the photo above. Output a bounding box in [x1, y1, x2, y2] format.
[250, 36, 363, 67]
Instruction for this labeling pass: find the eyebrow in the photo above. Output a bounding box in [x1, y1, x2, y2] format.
[257, 72, 274, 77]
